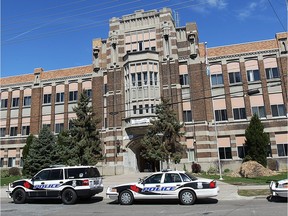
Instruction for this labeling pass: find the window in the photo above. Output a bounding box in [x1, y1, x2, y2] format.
[69, 91, 78, 101]
[8, 157, 16, 167]
[149, 72, 153, 85]
[252, 106, 266, 118]
[23, 96, 31, 106]
[137, 73, 142, 86]
[86, 89, 92, 98]
[154, 72, 158, 85]
[229, 72, 242, 84]
[144, 174, 162, 184]
[0, 158, 3, 167]
[133, 105, 137, 114]
[237, 146, 247, 158]
[219, 147, 232, 159]
[21, 126, 30, 135]
[1, 99, 8, 108]
[55, 123, 64, 133]
[215, 109, 228, 121]
[277, 144, 288, 156]
[183, 110, 192, 122]
[12, 98, 19, 107]
[48, 169, 63, 180]
[143, 72, 148, 85]
[151, 104, 154, 113]
[42, 124, 51, 129]
[265, 68, 279, 79]
[187, 149, 195, 162]
[56, 92, 64, 103]
[211, 74, 223, 86]
[43, 94, 51, 104]
[10, 127, 18, 136]
[145, 104, 149, 113]
[34, 170, 50, 180]
[247, 70, 260, 82]
[164, 173, 182, 183]
[271, 104, 285, 117]
[104, 84, 108, 93]
[0, 128, 6, 137]
[180, 74, 189, 85]
[233, 108, 246, 120]
[20, 158, 24, 167]
[131, 74, 136, 86]
[139, 105, 143, 114]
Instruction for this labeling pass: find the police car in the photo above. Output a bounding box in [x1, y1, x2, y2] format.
[106, 170, 219, 205]
[7, 165, 103, 205]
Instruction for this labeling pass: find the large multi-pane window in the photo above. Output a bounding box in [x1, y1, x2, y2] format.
[10, 127, 18, 136]
[85, 89, 92, 99]
[211, 74, 223, 86]
[252, 106, 266, 118]
[21, 126, 30, 135]
[125, 29, 156, 53]
[183, 110, 192, 122]
[56, 92, 64, 103]
[229, 72, 242, 84]
[55, 123, 64, 133]
[180, 74, 189, 85]
[219, 147, 232, 159]
[277, 144, 287, 156]
[237, 146, 246, 158]
[0, 128, 6, 137]
[271, 104, 285, 117]
[247, 70, 260, 82]
[69, 91, 78, 102]
[233, 108, 246, 120]
[265, 67, 279, 79]
[1, 99, 8, 108]
[215, 109, 228, 121]
[23, 96, 31, 106]
[43, 94, 51, 104]
[187, 149, 195, 162]
[8, 157, 16, 167]
[11, 98, 19, 107]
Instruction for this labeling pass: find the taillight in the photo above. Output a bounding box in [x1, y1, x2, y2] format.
[209, 181, 216, 188]
[82, 179, 89, 186]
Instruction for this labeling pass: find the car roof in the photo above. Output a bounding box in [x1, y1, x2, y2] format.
[42, 165, 98, 170]
[152, 170, 186, 175]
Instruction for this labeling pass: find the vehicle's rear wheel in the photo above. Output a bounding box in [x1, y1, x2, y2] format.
[119, 190, 134, 205]
[62, 188, 77, 205]
[179, 190, 196, 205]
[12, 188, 26, 204]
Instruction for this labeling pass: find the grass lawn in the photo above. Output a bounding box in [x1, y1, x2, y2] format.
[1, 176, 22, 187]
[195, 172, 287, 185]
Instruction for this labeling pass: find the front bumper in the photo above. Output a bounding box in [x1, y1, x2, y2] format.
[106, 187, 119, 200]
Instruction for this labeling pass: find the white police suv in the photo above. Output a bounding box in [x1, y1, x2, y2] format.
[7, 165, 103, 205]
[106, 170, 219, 205]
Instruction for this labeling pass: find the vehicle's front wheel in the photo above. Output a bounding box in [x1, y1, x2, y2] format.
[62, 188, 78, 205]
[119, 190, 134, 205]
[179, 190, 196, 205]
[12, 188, 26, 204]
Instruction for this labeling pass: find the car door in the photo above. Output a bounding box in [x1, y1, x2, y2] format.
[137, 173, 163, 199]
[46, 169, 64, 197]
[161, 173, 183, 199]
[30, 169, 51, 197]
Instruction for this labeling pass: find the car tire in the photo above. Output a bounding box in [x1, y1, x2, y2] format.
[12, 188, 27, 204]
[119, 190, 134, 205]
[179, 190, 196, 205]
[62, 188, 78, 205]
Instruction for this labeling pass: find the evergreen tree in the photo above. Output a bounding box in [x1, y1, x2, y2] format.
[140, 98, 184, 170]
[244, 114, 270, 167]
[23, 126, 60, 177]
[22, 134, 34, 176]
[66, 90, 102, 165]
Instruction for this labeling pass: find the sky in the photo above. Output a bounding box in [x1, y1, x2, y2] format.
[1, 0, 287, 78]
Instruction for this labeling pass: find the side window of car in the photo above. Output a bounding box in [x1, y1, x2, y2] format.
[164, 173, 182, 183]
[144, 174, 163, 184]
[34, 170, 50, 181]
[180, 173, 191, 182]
[48, 169, 63, 180]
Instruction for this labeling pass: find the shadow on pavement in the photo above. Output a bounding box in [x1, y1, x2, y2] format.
[266, 195, 288, 203]
[107, 198, 218, 205]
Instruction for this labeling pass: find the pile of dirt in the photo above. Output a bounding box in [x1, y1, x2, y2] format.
[230, 161, 278, 178]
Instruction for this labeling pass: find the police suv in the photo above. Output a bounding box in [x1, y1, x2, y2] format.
[7, 165, 103, 205]
[106, 170, 219, 205]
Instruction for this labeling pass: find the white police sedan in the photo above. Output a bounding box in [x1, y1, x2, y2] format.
[106, 170, 219, 205]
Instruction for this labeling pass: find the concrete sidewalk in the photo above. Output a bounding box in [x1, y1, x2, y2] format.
[1, 172, 270, 201]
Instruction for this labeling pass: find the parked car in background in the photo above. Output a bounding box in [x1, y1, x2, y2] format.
[106, 170, 219, 205]
[269, 179, 288, 198]
[7, 165, 103, 204]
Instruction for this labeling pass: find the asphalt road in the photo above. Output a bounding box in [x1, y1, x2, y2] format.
[1, 196, 287, 216]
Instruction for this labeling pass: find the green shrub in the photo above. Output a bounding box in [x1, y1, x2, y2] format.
[207, 166, 217, 174]
[8, 167, 21, 176]
[267, 159, 278, 171]
[224, 168, 230, 173]
[1, 169, 10, 178]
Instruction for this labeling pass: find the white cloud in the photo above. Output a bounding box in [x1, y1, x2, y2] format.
[237, 0, 267, 20]
[206, 0, 227, 9]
